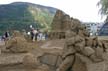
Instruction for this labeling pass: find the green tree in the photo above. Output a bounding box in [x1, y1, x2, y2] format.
[98, 0, 108, 16]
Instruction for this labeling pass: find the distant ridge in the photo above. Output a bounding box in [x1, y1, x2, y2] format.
[0, 2, 57, 34]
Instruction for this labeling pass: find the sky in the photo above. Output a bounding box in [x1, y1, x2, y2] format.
[0, 0, 106, 22]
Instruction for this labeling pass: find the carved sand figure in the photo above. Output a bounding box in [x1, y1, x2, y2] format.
[4, 30, 32, 53]
[0, 10, 107, 71]
[50, 10, 106, 71]
[56, 30, 105, 71]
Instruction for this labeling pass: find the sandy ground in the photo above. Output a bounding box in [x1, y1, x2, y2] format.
[40, 39, 65, 49]
[0, 39, 63, 71]
[0, 40, 5, 46]
[0, 36, 108, 71]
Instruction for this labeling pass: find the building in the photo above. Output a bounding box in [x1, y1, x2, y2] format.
[98, 22, 108, 36]
[82, 22, 103, 36]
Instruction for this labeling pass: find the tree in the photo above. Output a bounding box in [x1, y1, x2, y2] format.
[98, 0, 108, 16]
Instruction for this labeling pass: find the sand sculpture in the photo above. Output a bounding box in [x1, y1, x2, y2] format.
[0, 10, 107, 71]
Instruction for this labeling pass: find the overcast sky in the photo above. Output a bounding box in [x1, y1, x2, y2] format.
[0, 0, 106, 22]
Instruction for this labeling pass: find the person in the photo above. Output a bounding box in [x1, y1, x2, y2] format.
[30, 28, 38, 42]
[4, 31, 10, 40]
[1, 35, 5, 41]
[44, 30, 48, 40]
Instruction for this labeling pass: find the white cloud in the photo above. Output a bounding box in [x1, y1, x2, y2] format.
[0, 0, 105, 22]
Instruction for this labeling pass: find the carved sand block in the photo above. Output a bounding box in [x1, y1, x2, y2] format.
[73, 52, 108, 71]
[0, 53, 27, 65]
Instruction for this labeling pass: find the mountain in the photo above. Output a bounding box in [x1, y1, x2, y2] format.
[0, 2, 57, 34]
